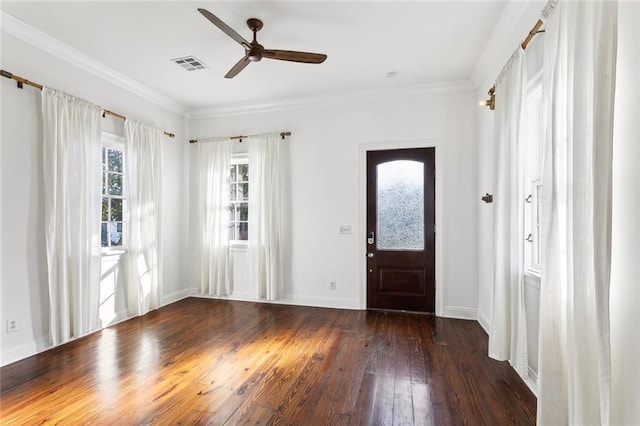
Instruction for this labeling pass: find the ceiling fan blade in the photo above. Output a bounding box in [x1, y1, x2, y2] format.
[198, 8, 251, 49]
[225, 56, 251, 79]
[263, 50, 327, 64]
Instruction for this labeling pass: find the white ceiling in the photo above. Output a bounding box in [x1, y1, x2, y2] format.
[1, 1, 508, 114]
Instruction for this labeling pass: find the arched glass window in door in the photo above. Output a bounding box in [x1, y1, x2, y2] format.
[376, 160, 424, 251]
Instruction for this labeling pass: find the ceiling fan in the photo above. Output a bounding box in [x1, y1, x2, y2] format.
[198, 8, 327, 79]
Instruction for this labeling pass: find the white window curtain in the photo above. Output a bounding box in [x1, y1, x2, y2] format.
[248, 133, 286, 300]
[488, 48, 529, 379]
[537, 0, 618, 424]
[198, 138, 232, 296]
[124, 120, 163, 316]
[41, 87, 103, 346]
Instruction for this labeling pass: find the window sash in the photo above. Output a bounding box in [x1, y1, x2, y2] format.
[101, 142, 126, 249]
[229, 159, 249, 242]
[524, 75, 543, 274]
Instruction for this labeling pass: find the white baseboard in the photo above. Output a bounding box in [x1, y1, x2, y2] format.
[477, 312, 491, 333]
[1, 335, 49, 367]
[279, 295, 361, 310]
[162, 288, 190, 306]
[189, 288, 256, 301]
[525, 366, 538, 397]
[440, 306, 478, 320]
[189, 289, 361, 311]
[191, 289, 475, 314]
[34, 334, 51, 352]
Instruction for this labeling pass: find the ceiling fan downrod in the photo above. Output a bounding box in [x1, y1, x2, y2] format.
[247, 18, 264, 62]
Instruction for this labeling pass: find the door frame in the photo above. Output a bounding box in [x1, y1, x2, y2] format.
[359, 138, 444, 316]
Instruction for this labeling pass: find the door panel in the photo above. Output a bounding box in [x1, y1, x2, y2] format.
[367, 148, 435, 312]
[378, 268, 424, 293]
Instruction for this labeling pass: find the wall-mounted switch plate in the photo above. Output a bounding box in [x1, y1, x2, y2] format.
[339, 225, 352, 234]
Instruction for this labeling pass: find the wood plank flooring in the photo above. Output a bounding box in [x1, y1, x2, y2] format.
[0, 298, 536, 425]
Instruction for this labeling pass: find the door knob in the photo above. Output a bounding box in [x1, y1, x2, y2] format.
[367, 253, 374, 258]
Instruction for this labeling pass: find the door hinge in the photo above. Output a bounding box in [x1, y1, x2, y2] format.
[434, 223, 436, 234]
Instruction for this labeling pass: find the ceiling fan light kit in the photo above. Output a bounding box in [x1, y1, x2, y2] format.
[198, 8, 327, 79]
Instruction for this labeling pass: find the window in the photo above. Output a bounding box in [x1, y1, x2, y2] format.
[229, 158, 249, 241]
[101, 143, 125, 248]
[523, 74, 544, 273]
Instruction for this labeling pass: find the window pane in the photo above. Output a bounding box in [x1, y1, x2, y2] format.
[110, 222, 123, 246]
[108, 173, 123, 196]
[238, 164, 249, 181]
[239, 183, 249, 201]
[230, 184, 237, 201]
[102, 147, 106, 165]
[376, 160, 424, 251]
[238, 222, 248, 240]
[111, 199, 123, 221]
[102, 198, 109, 221]
[230, 164, 237, 182]
[101, 223, 108, 247]
[238, 203, 248, 221]
[107, 149, 123, 172]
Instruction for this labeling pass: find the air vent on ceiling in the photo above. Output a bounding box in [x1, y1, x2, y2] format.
[171, 56, 207, 71]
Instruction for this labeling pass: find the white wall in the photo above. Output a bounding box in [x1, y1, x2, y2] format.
[189, 86, 479, 317]
[610, 2, 640, 423]
[0, 32, 189, 366]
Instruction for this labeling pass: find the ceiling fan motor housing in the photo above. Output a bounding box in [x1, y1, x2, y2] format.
[247, 45, 263, 62]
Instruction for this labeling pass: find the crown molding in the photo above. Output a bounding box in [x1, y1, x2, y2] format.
[471, 0, 543, 93]
[1, 11, 189, 117]
[188, 80, 475, 120]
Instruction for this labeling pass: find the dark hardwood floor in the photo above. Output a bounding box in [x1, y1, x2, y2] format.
[0, 298, 536, 425]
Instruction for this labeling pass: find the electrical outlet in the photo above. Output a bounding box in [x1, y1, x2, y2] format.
[329, 280, 336, 290]
[339, 225, 352, 234]
[7, 319, 18, 333]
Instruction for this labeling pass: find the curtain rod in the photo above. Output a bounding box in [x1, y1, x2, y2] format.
[0, 69, 176, 138]
[189, 132, 291, 144]
[483, 19, 545, 109]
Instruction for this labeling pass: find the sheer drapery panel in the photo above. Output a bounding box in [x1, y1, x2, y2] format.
[124, 120, 163, 316]
[197, 138, 232, 296]
[248, 133, 286, 301]
[41, 87, 103, 346]
[488, 48, 529, 379]
[537, 0, 618, 424]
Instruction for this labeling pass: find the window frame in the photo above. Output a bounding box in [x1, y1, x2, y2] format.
[523, 72, 543, 276]
[229, 154, 249, 246]
[101, 132, 126, 253]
